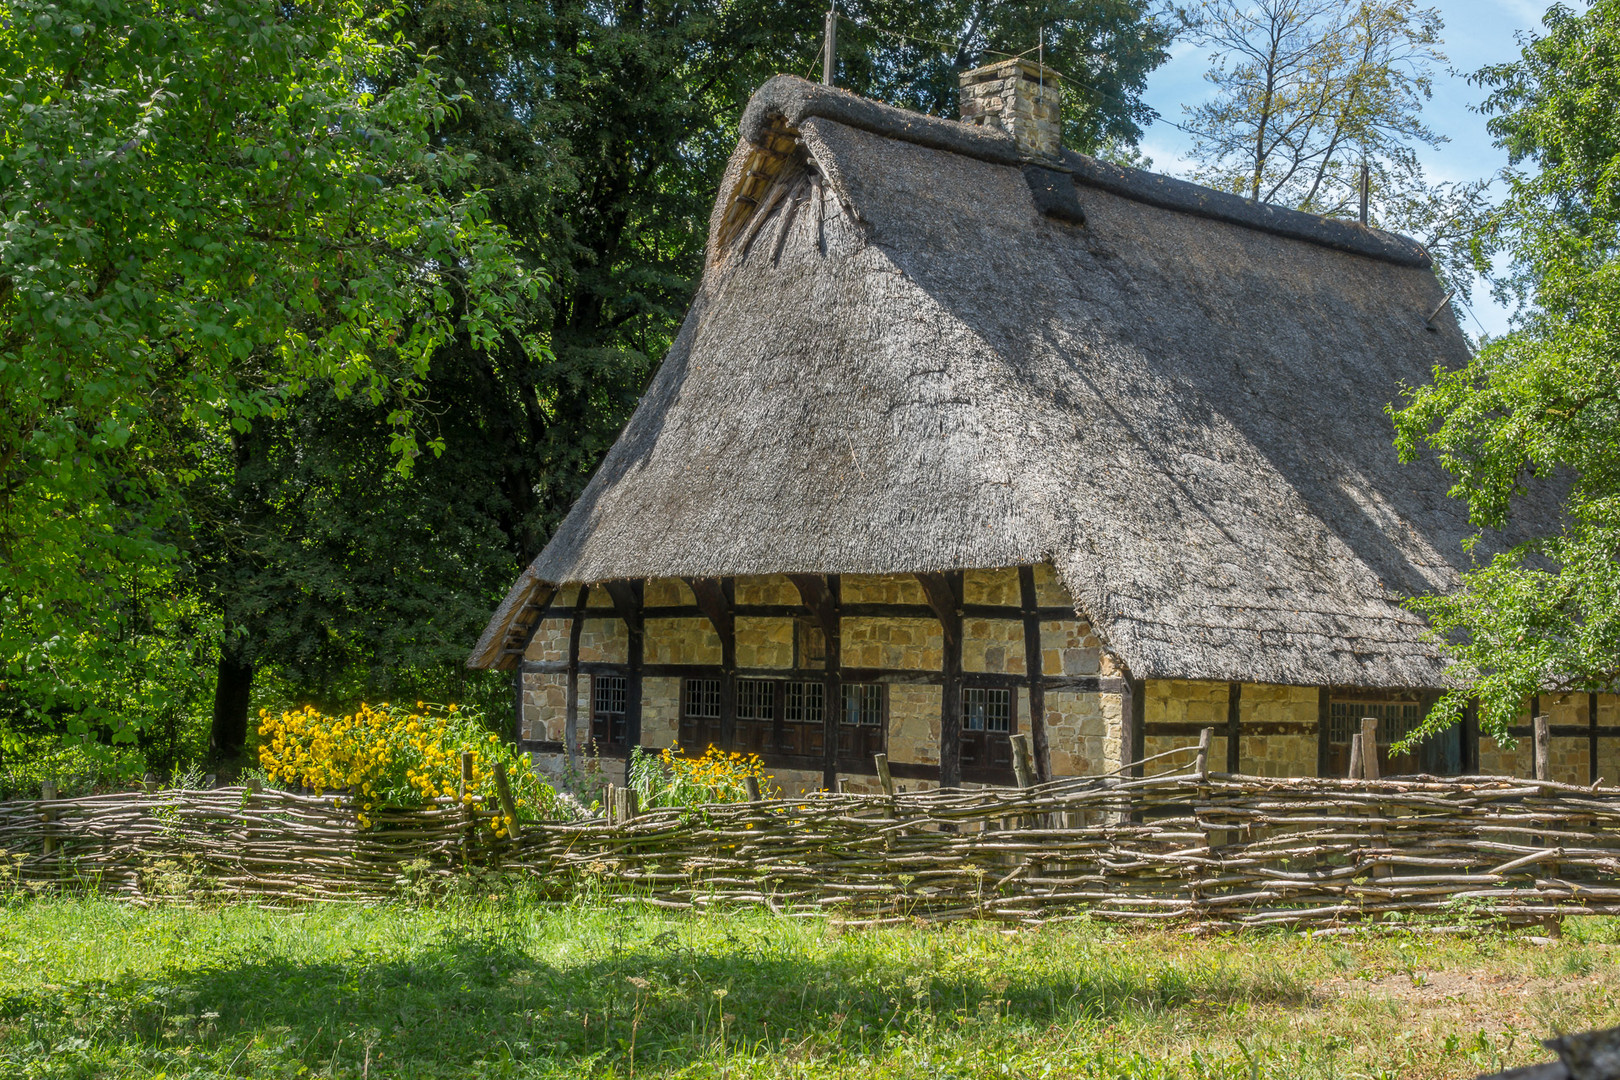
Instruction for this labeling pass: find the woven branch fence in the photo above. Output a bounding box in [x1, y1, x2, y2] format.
[3, 759, 1620, 927]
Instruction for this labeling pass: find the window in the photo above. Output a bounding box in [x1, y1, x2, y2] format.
[839, 683, 885, 758]
[735, 678, 777, 754]
[1328, 698, 1430, 777]
[961, 686, 1014, 773]
[842, 684, 883, 726]
[1329, 701, 1420, 745]
[737, 678, 775, 720]
[680, 677, 721, 750]
[963, 687, 1011, 732]
[591, 674, 627, 747]
[685, 678, 721, 720]
[782, 680, 825, 756]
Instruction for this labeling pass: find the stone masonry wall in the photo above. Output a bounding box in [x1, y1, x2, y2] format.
[1143, 681, 1318, 778]
[520, 566, 1107, 790]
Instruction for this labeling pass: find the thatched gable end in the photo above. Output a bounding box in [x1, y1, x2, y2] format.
[472, 75, 1499, 689]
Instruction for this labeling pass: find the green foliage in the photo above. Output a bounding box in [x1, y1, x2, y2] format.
[0, 0, 538, 752]
[1391, 1, 1620, 741]
[0, 899, 1609, 1077]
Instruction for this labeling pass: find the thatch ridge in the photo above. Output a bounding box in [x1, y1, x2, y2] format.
[472, 78, 1550, 690]
[740, 75, 1430, 268]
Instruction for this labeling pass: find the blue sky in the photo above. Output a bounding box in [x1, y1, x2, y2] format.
[1136, 0, 1562, 337]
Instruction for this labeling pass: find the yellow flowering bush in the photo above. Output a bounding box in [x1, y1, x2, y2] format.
[258, 701, 560, 832]
[627, 744, 777, 809]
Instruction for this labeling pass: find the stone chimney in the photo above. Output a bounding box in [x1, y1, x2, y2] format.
[958, 59, 1064, 159]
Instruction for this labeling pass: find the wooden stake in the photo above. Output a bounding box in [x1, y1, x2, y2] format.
[873, 753, 894, 798]
[1010, 733, 1036, 789]
[745, 775, 762, 802]
[1359, 718, 1380, 781]
[40, 781, 56, 859]
[1347, 729, 1363, 780]
[1195, 727, 1212, 781]
[1534, 714, 1551, 782]
[492, 762, 524, 841]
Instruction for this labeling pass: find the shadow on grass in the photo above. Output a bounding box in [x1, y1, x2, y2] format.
[0, 917, 1312, 1077]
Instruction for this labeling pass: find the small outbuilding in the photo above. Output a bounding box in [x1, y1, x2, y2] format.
[470, 63, 1612, 791]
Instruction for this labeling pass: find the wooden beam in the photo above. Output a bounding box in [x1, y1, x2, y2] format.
[602, 580, 645, 748]
[686, 577, 737, 751]
[1121, 672, 1145, 778]
[1316, 687, 1331, 778]
[564, 585, 589, 769]
[1226, 682, 1242, 773]
[787, 574, 842, 790]
[916, 571, 964, 789]
[1018, 566, 1049, 781]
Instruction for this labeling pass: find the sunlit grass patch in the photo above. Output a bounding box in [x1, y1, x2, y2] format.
[0, 898, 1615, 1078]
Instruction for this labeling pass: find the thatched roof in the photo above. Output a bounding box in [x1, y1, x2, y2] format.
[471, 76, 1535, 688]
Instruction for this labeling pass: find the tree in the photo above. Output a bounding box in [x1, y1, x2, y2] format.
[1391, 1, 1620, 741]
[1180, 0, 1486, 303]
[0, 0, 538, 761]
[127, 0, 1177, 757]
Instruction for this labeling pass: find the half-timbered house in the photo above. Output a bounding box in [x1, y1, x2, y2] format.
[469, 62, 1614, 792]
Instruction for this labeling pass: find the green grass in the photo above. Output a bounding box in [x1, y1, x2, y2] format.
[0, 896, 1617, 1079]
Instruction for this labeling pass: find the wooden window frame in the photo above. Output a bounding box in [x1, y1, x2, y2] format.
[590, 671, 629, 749]
[961, 685, 1017, 778]
[679, 675, 723, 751]
[837, 682, 886, 760]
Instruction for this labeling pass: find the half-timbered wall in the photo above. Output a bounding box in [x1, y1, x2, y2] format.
[515, 565, 1123, 792]
[515, 569, 1620, 791]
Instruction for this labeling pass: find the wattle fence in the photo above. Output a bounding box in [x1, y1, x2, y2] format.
[2, 766, 1619, 927]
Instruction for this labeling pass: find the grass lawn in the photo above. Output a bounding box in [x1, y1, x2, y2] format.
[0, 897, 1615, 1079]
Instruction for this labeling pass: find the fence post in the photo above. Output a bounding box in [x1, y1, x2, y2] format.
[492, 762, 524, 842]
[1533, 714, 1551, 782]
[1347, 730, 1363, 780]
[142, 772, 158, 795]
[1531, 714, 1560, 925]
[1359, 718, 1380, 781]
[247, 778, 262, 796]
[614, 786, 637, 823]
[873, 753, 894, 798]
[1010, 733, 1036, 789]
[744, 774, 762, 802]
[1357, 718, 1390, 882]
[1192, 731, 1215, 916]
[40, 781, 57, 861]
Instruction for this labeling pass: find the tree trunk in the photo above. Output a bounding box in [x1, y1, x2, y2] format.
[210, 646, 254, 757]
